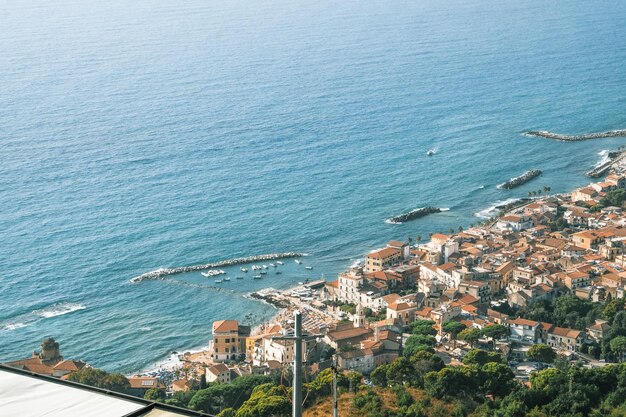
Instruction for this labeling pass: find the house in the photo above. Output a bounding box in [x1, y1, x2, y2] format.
[338, 349, 374, 373]
[508, 318, 540, 344]
[496, 215, 533, 232]
[458, 280, 491, 303]
[206, 363, 231, 384]
[563, 271, 590, 290]
[324, 326, 372, 350]
[365, 247, 402, 273]
[211, 320, 251, 362]
[386, 300, 417, 327]
[546, 327, 584, 352]
[586, 319, 611, 342]
[127, 376, 163, 397]
[571, 187, 598, 203]
[337, 269, 364, 304]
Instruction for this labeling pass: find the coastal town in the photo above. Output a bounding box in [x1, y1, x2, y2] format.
[10, 168, 626, 403]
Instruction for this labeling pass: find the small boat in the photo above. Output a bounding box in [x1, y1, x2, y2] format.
[269, 263, 276, 267]
[295, 259, 302, 264]
[215, 279, 223, 284]
[305, 266, 313, 270]
[253, 275, 262, 279]
[201, 272, 212, 277]
[224, 277, 231, 281]
[276, 271, 282, 275]
[240, 268, 248, 272]
[262, 265, 268, 269]
[260, 271, 267, 275]
[236, 276, 244, 279]
[298, 282, 304, 285]
[276, 261, 284, 265]
[427, 149, 436, 156]
[252, 265, 259, 270]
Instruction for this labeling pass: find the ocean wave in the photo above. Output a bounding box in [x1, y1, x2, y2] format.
[474, 198, 521, 219]
[1, 302, 86, 332]
[596, 150, 611, 167]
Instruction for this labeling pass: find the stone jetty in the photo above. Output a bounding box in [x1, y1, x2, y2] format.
[130, 252, 304, 283]
[498, 170, 542, 189]
[524, 129, 626, 141]
[386, 207, 443, 224]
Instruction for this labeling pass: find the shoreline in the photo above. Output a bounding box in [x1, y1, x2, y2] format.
[132, 146, 617, 378]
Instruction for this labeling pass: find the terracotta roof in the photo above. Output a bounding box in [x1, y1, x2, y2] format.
[53, 360, 86, 372]
[4, 358, 54, 376]
[431, 233, 450, 241]
[509, 318, 539, 327]
[387, 240, 406, 247]
[549, 326, 581, 339]
[327, 327, 372, 342]
[367, 247, 401, 259]
[206, 363, 229, 376]
[213, 320, 239, 333]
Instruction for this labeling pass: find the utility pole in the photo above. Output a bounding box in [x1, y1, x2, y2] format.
[272, 311, 321, 417]
[293, 311, 303, 417]
[332, 354, 338, 417]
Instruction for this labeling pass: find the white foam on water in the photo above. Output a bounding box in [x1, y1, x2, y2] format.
[1, 302, 86, 331]
[474, 198, 521, 219]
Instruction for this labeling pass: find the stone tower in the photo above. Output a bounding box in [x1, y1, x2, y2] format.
[36, 337, 63, 365]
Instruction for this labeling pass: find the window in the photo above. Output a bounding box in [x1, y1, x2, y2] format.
[214, 338, 218, 343]
[226, 348, 229, 353]
[225, 338, 230, 343]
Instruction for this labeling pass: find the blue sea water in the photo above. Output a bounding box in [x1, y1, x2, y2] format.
[1, 0, 626, 372]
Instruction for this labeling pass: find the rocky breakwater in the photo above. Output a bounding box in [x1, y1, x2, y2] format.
[524, 129, 626, 141]
[498, 170, 542, 189]
[386, 207, 446, 224]
[130, 252, 304, 283]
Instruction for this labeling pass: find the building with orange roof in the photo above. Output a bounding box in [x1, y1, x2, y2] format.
[211, 320, 250, 362]
[365, 247, 401, 273]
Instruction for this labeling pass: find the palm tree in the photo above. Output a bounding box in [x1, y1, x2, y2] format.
[408, 237, 413, 247]
[416, 235, 422, 243]
[458, 226, 463, 233]
[528, 191, 532, 197]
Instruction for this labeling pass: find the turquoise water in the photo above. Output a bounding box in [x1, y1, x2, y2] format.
[1, 0, 626, 372]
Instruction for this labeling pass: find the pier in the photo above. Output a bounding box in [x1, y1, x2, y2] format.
[386, 207, 443, 224]
[130, 252, 304, 283]
[524, 129, 626, 142]
[498, 169, 542, 189]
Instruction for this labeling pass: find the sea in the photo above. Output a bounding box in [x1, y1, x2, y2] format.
[1, 0, 626, 373]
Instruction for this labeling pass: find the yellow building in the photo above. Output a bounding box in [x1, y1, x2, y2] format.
[212, 320, 250, 362]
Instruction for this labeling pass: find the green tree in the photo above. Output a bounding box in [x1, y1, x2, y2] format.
[410, 319, 437, 336]
[479, 362, 516, 397]
[611, 336, 626, 362]
[527, 344, 557, 364]
[144, 388, 167, 402]
[67, 368, 130, 393]
[458, 327, 481, 347]
[370, 364, 389, 387]
[604, 299, 626, 324]
[403, 334, 436, 357]
[217, 408, 236, 417]
[481, 324, 509, 341]
[442, 321, 467, 348]
[424, 366, 476, 399]
[463, 349, 504, 367]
